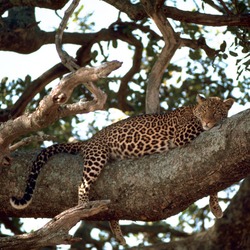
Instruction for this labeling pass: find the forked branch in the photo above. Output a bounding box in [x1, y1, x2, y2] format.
[0, 60, 122, 166]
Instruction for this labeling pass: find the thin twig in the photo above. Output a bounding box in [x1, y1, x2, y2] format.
[9, 135, 57, 151]
[55, 0, 81, 72]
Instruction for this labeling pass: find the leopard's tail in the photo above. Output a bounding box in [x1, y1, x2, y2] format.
[10, 142, 83, 210]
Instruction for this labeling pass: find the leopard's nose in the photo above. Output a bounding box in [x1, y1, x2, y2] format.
[203, 121, 215, 130]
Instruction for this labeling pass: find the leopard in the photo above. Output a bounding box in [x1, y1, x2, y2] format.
[10, 94, 234, 245]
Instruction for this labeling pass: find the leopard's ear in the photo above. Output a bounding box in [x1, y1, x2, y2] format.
[196, 94, 206, 104]
[224, 98, 235, 110]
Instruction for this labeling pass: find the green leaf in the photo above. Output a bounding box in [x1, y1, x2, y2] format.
[189, 49, 202, 60]
[237, 2, 247, 14]
[242, 47, 249, 53]
[220, 41, 227, 52]
[112, 40, 118, 48]
[229, 51, 238, 57]
[222, 53, 228, 59]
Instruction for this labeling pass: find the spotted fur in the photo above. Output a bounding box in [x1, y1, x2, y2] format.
[10, 94, 234, 244]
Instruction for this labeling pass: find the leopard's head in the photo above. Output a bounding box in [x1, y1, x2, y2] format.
[193, 94, 234, 130]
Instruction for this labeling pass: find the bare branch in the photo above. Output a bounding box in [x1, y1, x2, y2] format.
[0, 201, 110, 250]
[217, 0, 234, 15]
[55, 0, 81, 72]
[7, 64, 68, 121]
[0, 61, 122, 165]
[117, 35, 143, 111]
[142, 1, 181, 113]
[202, 0, 225, 13]
[162, 5, 250, 27]
[180, 37, 219, 58]
[9, 135, 57, 152]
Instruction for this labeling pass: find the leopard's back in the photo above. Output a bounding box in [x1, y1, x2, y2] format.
[91, 106, 203, 160]
[90, 95, 234, 161]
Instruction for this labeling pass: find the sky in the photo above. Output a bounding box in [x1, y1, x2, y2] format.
[1, 1, 249, 249]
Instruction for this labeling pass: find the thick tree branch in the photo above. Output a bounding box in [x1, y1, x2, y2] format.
[1, 109, 249, 220]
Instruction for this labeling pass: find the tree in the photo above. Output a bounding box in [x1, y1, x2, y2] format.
[0, 0, 249, 249]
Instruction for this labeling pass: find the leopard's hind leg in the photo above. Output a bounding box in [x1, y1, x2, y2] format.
[78, 148, 127, 245]
[209, 193, 223, 218]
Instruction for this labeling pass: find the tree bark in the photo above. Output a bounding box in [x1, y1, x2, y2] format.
[1, 109, 249, 221]
[129, 176, 250, 249]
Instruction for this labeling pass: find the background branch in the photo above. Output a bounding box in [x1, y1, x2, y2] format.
[143, 1, 181, 113]
[9, 135, 57, 152]
[103, 0, 250, 26]
[181, 37, 219, 58]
